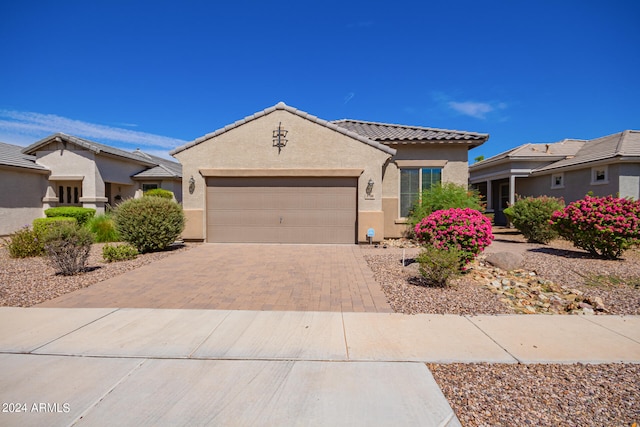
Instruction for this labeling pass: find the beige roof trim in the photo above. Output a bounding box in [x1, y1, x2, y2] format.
[49, 175, 84, 181]
[199, 168, 364, 178]
[171, 102, 397, 157]
[395, 160, 448, 167]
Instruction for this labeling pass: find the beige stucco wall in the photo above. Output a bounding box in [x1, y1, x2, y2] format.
[174, 110, 392, 241]
[518, 163, 634, 203]
[0, 168, 49, 235]
[381, 144, 471, 238]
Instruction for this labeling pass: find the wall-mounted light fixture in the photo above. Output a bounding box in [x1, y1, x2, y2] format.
[189, 176, 196, 194]
[366, 178, 374, 197]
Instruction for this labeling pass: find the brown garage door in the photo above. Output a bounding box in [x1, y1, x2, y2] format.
[206, 177, 357, 243]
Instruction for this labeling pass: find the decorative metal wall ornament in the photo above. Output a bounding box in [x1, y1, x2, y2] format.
[366, 178, 374, 197]
[188, 176, 196, 194]
[272, 122, 288, 154]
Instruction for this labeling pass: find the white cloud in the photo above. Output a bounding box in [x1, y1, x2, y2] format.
[440, 96, 509, 120]
[447, 101, 494, 119]
[0, 110, 187, 149]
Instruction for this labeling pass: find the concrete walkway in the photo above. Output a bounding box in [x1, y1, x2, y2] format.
[1, 308, 639, 426]
[38, 244, 392, 313]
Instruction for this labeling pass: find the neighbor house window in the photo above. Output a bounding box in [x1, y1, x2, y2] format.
[58, 186, 64, 203]
[551, 173, 564, 189]
[591, 166, 608, 185]
[142, 183, 158, 192]
[399, 168, 442, 217]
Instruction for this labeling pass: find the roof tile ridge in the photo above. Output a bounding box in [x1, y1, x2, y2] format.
[332, 118, 488, 137]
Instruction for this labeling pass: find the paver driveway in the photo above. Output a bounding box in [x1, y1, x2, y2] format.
[39, 244, 393, 312]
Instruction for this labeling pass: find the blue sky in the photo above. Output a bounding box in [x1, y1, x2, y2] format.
[1, 0, 638, 160]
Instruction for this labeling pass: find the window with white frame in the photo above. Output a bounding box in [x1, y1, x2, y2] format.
[591, 166, 608, 184]
[399, 167, 442, 217]
[551, 173, 564, 189]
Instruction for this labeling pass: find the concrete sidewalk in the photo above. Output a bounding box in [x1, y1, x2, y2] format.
[1, 308, 639, 426]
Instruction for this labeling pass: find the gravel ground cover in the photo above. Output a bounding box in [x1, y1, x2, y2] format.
[363, 234, 640, 316]
[0, 242, 195, 307]
[364, 232, 639, 427]
[429, 363, 640, 427]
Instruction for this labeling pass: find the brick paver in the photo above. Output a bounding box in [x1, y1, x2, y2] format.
[38, 244, 393, 312]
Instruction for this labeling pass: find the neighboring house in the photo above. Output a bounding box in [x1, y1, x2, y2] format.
[0, 133, 182, 236]
[0, 142, 50, 235]
[171, 102, 488, 243]
[470, 130, 640, 225]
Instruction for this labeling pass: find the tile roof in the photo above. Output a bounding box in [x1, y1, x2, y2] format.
[23, 133, 159, 166]
[131, 149, 182, 178]
[170, 102, 397, 156]
[331, 119, 489, 146]
[0, 141, 49, 171]
[533, 130, 640, 173]
[470, 138, 586, 170]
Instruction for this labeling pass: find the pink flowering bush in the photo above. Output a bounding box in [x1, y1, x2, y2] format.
[550, 195, 640, 259]
[414, 208, 494, 266]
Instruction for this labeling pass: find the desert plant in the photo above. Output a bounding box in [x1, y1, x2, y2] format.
[408, 183, 484, 228]
[509, 196, 564, 244]
[550, 195, 640, 259]
[102, 243, 138, 262]
[114, 196, 185, 253]
[86, 213, 120, 242]
[33, 217, 77, 239]
[414, 208, 494, 266]
[415, 246, 464, 286]
[42, 223, 94, 275]
[4, 226, 44, 258]
[44, 207, 96, 226]
[144, 188, 174, 199]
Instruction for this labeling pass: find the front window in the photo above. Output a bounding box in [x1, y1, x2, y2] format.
[399, 167, 442, 217]
[551, 173, 564, 189]
[591, 166, 608, 184]
[142, 183, 159, 192]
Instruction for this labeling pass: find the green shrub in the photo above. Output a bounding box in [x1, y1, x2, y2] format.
[502, 206, 515, 224]
[33, 217, 77, 239]
[86, 214, 120, 243]
[416, 246, 464, 286]
[509, 196, 565, 244]
[44, 207, 96, 226]
[114, 196, 185, 253]
[43, 223, 94, 275]
[102, 243, 138, 262]
[144, 188, 174, 199]
[408, 183, 484, 228]
[4, 226, 44, 258]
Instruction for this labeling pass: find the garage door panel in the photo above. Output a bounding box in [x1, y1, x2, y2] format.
[208, 209, 354, 227]
[208, 188, 354, 211]
[206, 177, 357, 244]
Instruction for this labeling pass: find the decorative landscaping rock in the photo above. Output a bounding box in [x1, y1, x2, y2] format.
[468, 256, 609, 315]
[485, 251, 524, 271]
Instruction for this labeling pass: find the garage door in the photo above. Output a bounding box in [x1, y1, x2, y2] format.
[206, 177, 357, 243]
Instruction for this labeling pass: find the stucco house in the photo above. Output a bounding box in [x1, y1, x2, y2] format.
[0, 133, 182, 236]
[171, 102, 488, 243]
[470, 130, 640, 225]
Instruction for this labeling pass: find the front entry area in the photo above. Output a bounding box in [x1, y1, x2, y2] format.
[206, 177, 357, 244]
